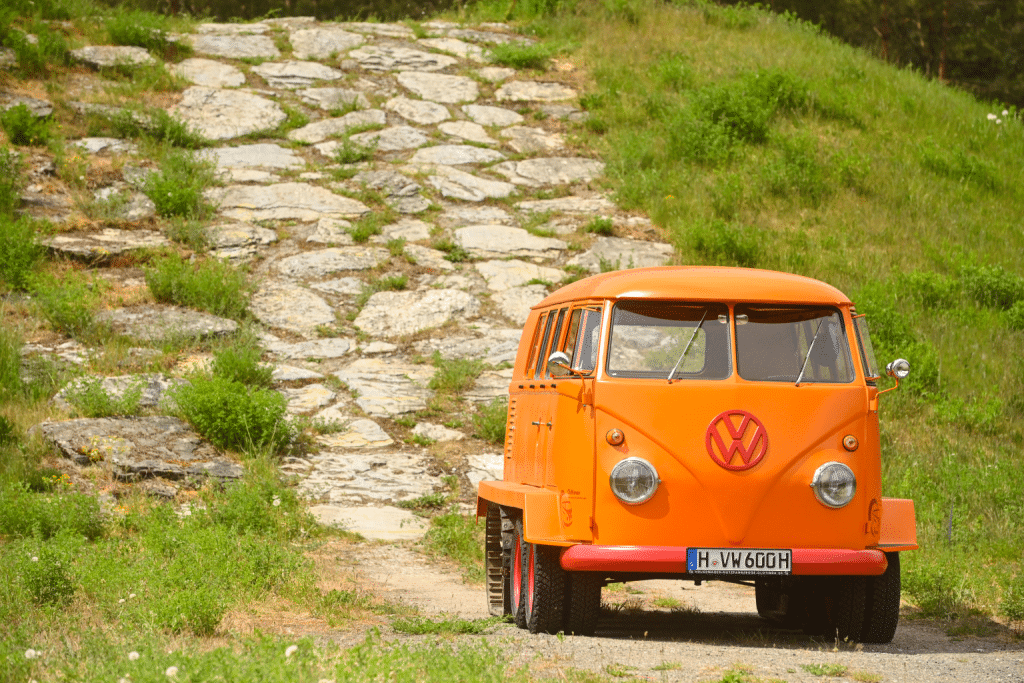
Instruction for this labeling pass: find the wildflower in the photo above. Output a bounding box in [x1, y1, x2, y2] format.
[285, 645, 298, 658]
[272, 497, 281, 507]
[997, 119, 1003, 125]
[129, 593, 137, 599]
[987, 113, 997, 121]
[119, 598, 126, 604]
[31, 556, 38, 562]
[25, 648, 39, 659]
[165, 666, 179, 677]
[129, 651, 140, 661]
[1003, 109, 1009, 116]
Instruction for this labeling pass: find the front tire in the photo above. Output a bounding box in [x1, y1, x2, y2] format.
[563, 571, 601, 636]
[524, 540, 565, 634]
[860, 552, 900, 643]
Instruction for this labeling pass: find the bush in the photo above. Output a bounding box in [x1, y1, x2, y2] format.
[333, 137, 376, 164]
[473, 397, 508, 445]
[896, 270, 960, 309]
[487, 41, 560, 70]
[429, 353, 483, 396]
[0, 215, 45, 291]
[0, 480, 105, 540]
[694, 80, 774, 145]
[687, 218, 763, 267]
[422, 510, 485, 583]
[762, 133, 829, 206]
[144, 255, 252, 320]
[61, 376, 145, 418]
[1006, 300, 1024, 331]
[0, 104, 51, 146]
[17, 532, 80, 606]
[30, 272, 100, 339]
[142, 149, 216, 218]
[0, 146, 22, 217]
[211, 334, 273, 388]
[651, 51, 693, 92]
[960, 264, 1024, 310]
[583, 216, 615, 236]
[1003, 572, 1024, 621]
[3, 25, 70, 78]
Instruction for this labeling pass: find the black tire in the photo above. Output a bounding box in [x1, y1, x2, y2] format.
[563, 571, 601, 636]
[860, 552, 901, 644]
[799, 577, 835, 636]
[512, 516, 527, 628]
[834, 576, 869, 642]
[524, 540, 566, 634]
[484, 503, 507, 617]
[755, 577, 782, 620]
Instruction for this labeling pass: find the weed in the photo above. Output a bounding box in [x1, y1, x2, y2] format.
[311, 588, 375, 626]
[932, 393, 1003, 434]
[801, 663, 848, 677]
[422, 510, 485, 583]
[0, 215, 45, 291]
[429, 352, 484, 396]
[583, 216, 615, 236]
[144, 254, 252, 320]
[473, 397, 508, 445]
[396, 492, 448, 511]
[1002, 571, 1024, 620]
[762, 133, 829, 206]
[62, 376, 145, 418]
[4, 24, 70, 78]
[349, 212, 386, 243]
[0, 481, 105, 540]
[165, 217, 210, 251]
[919, 138, 1000, 191]
[105, 8, 187, 60]
[903, 558, 977, 618]
[0, 146, 21, 217]
[1006, 300, 1024, 331]
[0, 325, 19, 398]
[392, 615, 500, 635]
[652, 51, 693, 91]
[432, 237, 471, 262]
[652, 596, 682, 608]
[355, 274, 408, 309]
[652, 661, 682, 671]
[142, 149, 216, 219]
[31, 271, 101, 339]
[334, 137, 376, 164]
[407, 433, 435, 447]
[105, 107, 205, 148]
[850, 673, 883, 683]
[210, 333, 273, 388]
[488, 41, 560, 70]
[687, 219, 763, 267]
[386, 236, 406, 257]
[960, 264, 1024, 310]
[0, 104, 51, 146]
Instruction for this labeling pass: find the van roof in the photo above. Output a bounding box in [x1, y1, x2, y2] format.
[535, 266, 853, 308]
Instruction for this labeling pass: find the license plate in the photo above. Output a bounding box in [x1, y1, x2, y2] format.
[686, 548, 792, 575]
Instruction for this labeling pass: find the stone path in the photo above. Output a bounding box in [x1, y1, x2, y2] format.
[11, 17, 674, 539]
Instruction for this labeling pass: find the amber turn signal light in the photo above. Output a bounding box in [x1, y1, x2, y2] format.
[606, 428, 625, 446]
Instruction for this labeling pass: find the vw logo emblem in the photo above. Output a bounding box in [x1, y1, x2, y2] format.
[706, 410, 769, 471]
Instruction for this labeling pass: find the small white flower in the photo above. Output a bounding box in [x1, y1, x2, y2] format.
[31, 556, 38, 562]
[997, 119, 1003, 124]
[285, 645, 298, 658]
[1003, 109, 1009, 116]
[129, 593, 137, 599]
[25, 648, 38, 659]
[128, 651, 140, 661]
[272, 497, 281, 507]
[119, 598, 126, 604]
[987, 113, 997, 121]
[165, 666, 179, 677]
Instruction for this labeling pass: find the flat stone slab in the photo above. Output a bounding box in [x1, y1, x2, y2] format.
[334, 358, 435, 416]
[384, 96, 450, 125]
[214, 182, 370, 222]
[500, 126, 564, 154]
[350, 125, 429, 152]
[315, 417, 394, 449]
[191, 33, 280, 59]
[97, 305, 238, 342]
[0, 94, 53, 117]
[74, 138, 137, 155]
[475, 259, 563, 291]
[344, 22, 416, 39]
[265, 337, 355, 359]
[171, 58, 245, 88]
[426, 166, 515, 202]
[311, 277, 363, 296]
[39, 416, 243, 482]
[440, 205, 513, 226]
[476, 66, 516, 82]
[455, 224, 566, 259]
[276, 246, 389, 278]
[43, 229, 168, 263]
[288, 109, 387, 144]
[466, 369, 512, 403]
[273, 365, 326, 381]
[196, 22, 270, 34]
[350, 46, 457, 72]
[439, 121, 496, 145]
[463, 104, 523, 127]
[298, 87, 370, 111]
[516, 196, 616, 214]
[172, 87, 286, 140]
[354, 289, 480, 339]
[495, 157, 604, 186]
[290, 27, 364, 59]
[281, 383, 335, 413]
[495, 80, 577, 102]
[70, 45, 156, 68]
[208, 222, 279, 260]
[466, 453, 504, 491]
[567, 235, 674, 273]
[493, 284, 548, 324]
[200, 143, 304, 171]
[403, 244, 454, 271]
[449, 28, 520, 44]
[311, 505, 427, 540]
[412, 422, 465, 442]
[252, 60, 343, 88]
[382, 218, 431, 241]
[396, 72, 478, 103]
[413, 328, 521, 366]
[352, 170, 423, 199]
[418, 37, 485, 62]
[249, 281, 336, 335]
[409, 145, 505, 165]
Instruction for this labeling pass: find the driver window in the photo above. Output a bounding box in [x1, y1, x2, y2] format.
[563, 306, 601, 374]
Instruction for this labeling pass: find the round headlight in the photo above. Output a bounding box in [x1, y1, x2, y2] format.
[609, 457, 660, 505]
[810, 462, 857, 508]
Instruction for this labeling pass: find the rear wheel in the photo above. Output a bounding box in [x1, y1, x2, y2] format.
[511, 516, 526, 628]
[524, 540, 565, 634]
[484, 503, 509, 617]
[563, 571, 602, 636]
[860, 552, 900, 643]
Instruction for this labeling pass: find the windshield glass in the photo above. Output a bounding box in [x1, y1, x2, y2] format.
[735, 305, 854, 383]
[607, 302, 732, 379]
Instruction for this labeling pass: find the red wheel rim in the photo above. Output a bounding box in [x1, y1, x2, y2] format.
[527, 544, 536, 617]
[512, 530, 522, 609]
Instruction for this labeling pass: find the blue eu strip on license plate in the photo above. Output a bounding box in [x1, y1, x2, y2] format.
[686, 548, 792, 575]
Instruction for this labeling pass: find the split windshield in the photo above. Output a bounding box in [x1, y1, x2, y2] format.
[735, 305, 854, 383]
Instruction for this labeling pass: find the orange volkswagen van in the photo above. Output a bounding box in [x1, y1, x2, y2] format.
[477, 266, 917, 642]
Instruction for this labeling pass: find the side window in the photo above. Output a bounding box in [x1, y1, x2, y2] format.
[538, 308, 567, 378]
[564, 306, 602, 373]
[525, 312, 548, 379]
[533, 312, 556, 379]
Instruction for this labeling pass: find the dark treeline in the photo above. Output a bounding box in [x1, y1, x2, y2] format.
[120, 0, 458, 22]
[723, 0, 1024, 108]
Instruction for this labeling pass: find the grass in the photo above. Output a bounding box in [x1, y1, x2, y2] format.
[422, 509, 485, 583]
[473, 397, 508, 445]
[429, 352, 484, 396]
[392, 615, 501, 635]
[0, 146, 23, 218]
[801, 663, 848, 677]
[0, 215, 45, 291]
[142, 148, 217, 219]
[61, 375, 145, 418]
[0, 104, 53, 146]
[144, 254, 253, 320]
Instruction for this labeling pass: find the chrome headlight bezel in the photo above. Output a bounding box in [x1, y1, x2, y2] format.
[609, 457, 660, 505]
[810, 461, 857, 508]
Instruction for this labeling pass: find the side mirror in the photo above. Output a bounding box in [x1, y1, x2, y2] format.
[886, 358, 911, 379]
[546, 351, 572, 377]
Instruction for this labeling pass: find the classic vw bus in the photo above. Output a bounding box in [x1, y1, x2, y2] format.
[477, 266, 917, 642]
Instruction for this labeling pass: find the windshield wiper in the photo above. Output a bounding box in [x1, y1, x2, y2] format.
[668, 309, 707, 383]
[795, 320, 824, 387]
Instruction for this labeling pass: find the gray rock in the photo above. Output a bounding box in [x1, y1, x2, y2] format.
[196, 22, 270, 34]
[494, 157, 604, 186]
[350, 46, 457, 72]
[0, 94, 53, 118]
[352, 170, 422, 198]
[413, 328, 521, 366]
[396, 71, 478, 103]
[409, 145, 505, 165]
[418, 37, 485, 62]
[89, 187, 156, 221]
[281, 383, 335, 413]
[567, 235, 674, 273]
[0, 48, 15, 69]
[439, 205, 513, 226]
[39, 416, 244, 482]
[214, 182, 371, 222]
[276, 246, 389, 278]
[450, 28, 519, 44]
[455, 224, 565, 259]
[70, 45, 156, 68]
[74, 138, 137, 155]
[354, 289, 480, 339]
[265, 337, 355, 359]
[287, 109, 387, 144]
[306, 217, 353, 244]
[301, 449, 440, 504]
[463, 104, 523, 127]
[476, 66, 516, 83]
[289, 27, 364, 59]
[171, 87, 286, 140]
[475, 259, 563, 291]
[343, 22, 416, 39]
[495, 80, 577, 102]
[250, 281, 336, 335]
[349, 125, 429, 152]
[311, 505, 427, 539]
[361, 341, 398, 354]
[466, 369, 512, 403]
[382, 218, 431, 241]
[272, 364, 324, 381]
[439, 120, 496, 145]
[412, 422, 465, 442]
[314, 416, 393, 449]
[208, 222, 279, 260]
[252, 60, 344, 88]
[466, 453, 504, 491]
[42, 228, 167, 262]
[426, 165, 515, 202]
[171, 58, 246, 88]
[493, 284, 549, 324]
[334, 357, 435, 416]
[199, 143, 304, 172]
[403, 243, 454, 271]
[298, 87, 370, 111]
[311, 277, 363, 296]
[384, 96, 450, 125]
[516, 195, 616, 214]
[389, 195, 431, 214]
[191, 33, 280, 59]
[500, 126, 564, 154]
[97, 305, 238, 342]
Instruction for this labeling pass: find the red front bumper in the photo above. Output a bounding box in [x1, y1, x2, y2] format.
[559, 546, 888, 576]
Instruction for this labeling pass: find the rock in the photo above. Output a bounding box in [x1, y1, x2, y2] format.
[275, 246, 389, 278]
[272, 365, 326, 382]
[89, 187, 156, 221]
[349, 46, 457, 72]
[466, 453, 504, 491]
[0, 48, 15, 69]
[475, 259, 563, 291]
[540, 103, 584, 120]
[171, 58, 246, 88]
[39, 416, 244, 482]
[70, 45, 156, 68]
[500, 126, 564, 154]
[516, 196, 616, 214]
[494, 157, 605, 186]
[352, 170, 423, 199]
[311, 505, 428, 540]
[281, 383, 335, 413]
[414, 328, 521, 366]
[426, 165, 515, 202]
[390, 195, 431, 214]
[396, 71, 478, 104]
[289, 27, 364, 59]
[462, 104, 523, 127]
[418, 37, 486, 62]
[287, 109, 387, 144]
[495, 80, 577, 102]
[199, 143, 304, 173]
[249, 281, 336, 335]
[306, 217, 353, 244]
[0, 95, 53, 118]
[361, 341, 397, 354]
[265, 337, 355, 359]
[196, 22, 270, 34]
[191, 33, 280, 59]
[349, 125, 429, 152]
[382, 218, 431, 241]
[567, 235, 674, 273]
[412, 422, 465, 442]
[334, 357, 435, 416]
[315, 417, 394, 449]
[403, 244, 454, 271]
[409, 145, 505, 165]
[353, 289, 480, 339]
[493, 284, 549, 324]
[384, 96, 450, 125]
[449, 28, 519, 44]
[171, 87, 286, 140]
[310, 277, 363, 296]
[439, 121, 496, 145]
[439, 205, 513, 226]
[53, 374, 186, 413]
[213, 182, 371, 222]
[43, 229, 168, 263]
[344, 22, 416, 39]
[298, 87, 370, 111]
[252, 60, 344, 88]
[97, 305, 238, 342]
[466, 369, 512, 403]
[208, 222, 279, 260]
[74, 138, 137, 155]
[476, 66, 516, 82]
[454, 224, 566, 259]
